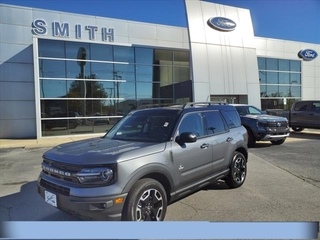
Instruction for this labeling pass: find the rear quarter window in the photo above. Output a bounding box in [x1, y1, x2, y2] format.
[220, 109, 242, 128]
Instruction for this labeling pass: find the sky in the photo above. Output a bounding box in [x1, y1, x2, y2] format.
[1, 0, 319, 44]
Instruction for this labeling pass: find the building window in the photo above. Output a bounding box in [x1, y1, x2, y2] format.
[37, 39, 191, 137]
[258, 57, 301, 110]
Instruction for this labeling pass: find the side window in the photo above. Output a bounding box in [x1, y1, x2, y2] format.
[294, 102, 308, 111]
[311, 102, 320, 113]
[203, 111, 227, 135]
[221, 110, 242, 128]
[178, 113, 204, 137]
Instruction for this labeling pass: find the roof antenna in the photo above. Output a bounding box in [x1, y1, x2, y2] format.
[206, 95, 210, 102]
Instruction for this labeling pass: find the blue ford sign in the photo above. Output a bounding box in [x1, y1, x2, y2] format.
[207, 17, 236, 31]
[298, 49, 318, 61]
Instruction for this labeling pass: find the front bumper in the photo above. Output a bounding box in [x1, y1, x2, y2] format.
[259, 132, 290, 141]
[37, 176, 127, 221]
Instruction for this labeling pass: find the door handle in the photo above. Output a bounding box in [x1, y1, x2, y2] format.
[226, 137, 233, 142]
[200, 143, 210, 149]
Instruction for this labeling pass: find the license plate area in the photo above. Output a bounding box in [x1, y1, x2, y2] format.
[45, 190, 57, 207]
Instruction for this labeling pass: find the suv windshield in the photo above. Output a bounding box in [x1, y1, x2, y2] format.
[235, 105, 263, 116]
[105, 110, 179, 142]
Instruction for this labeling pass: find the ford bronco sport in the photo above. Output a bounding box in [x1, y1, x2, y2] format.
[37, 102, 248, 221]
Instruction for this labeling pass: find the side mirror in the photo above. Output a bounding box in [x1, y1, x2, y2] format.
[177, 132, 197, 143]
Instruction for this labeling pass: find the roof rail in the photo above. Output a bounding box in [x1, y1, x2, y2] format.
[182, 101, 228, 109]
[136, 103, 182, 110]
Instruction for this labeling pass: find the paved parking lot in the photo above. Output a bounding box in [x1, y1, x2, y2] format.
[0, 130, 319, 224]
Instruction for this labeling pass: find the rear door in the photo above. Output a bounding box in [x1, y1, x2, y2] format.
[290, 101, 310, 127]
[203, 110, 232, 172]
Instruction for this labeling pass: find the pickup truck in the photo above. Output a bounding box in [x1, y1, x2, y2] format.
[266, 100, 320, 132]
[232, 104, 290, 147]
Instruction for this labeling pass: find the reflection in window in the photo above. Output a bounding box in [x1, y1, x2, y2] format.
[90, 44, 113, 61]
[65, 42, 90, 60]
[38, 39, 65, 58]
[38, 39, 191, 137]
[114, 46, 134, 63]
[39, 59, 66, 78]
[40, 80, 67, 98]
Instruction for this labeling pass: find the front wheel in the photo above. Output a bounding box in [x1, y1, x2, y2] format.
[225, 151, 247, 188]
[122, 178, 167, 221]
[271, 138, 286, 145]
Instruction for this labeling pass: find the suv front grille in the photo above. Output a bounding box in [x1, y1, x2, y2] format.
[42, 159, 82, 183]
[267, 121, 288, 128]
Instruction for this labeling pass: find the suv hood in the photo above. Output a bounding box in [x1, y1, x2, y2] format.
[43, 137, 166, 165]
[243, 114, 287, 122]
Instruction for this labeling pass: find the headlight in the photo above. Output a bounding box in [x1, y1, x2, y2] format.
[76, 167, 114, 185]
[257, 122, 268, 128]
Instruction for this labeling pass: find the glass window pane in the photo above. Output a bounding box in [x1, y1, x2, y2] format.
[91, 62, 113, 80]
[40, 80, 67, 98]
[135, 48, 154, 64]
[279, 72, 290, 84]
[204, 111, 227, 134]
[119, 82, 136, 99]
[260, 85, 267, 97]
[258, 57, 266, 70]
[290, 60, 301, 72]
[259, 71, 266, 83]
[66, 61, 89, 79]
[153, 65, 172, 83]
[114, 64, 135, 81]
[267, 85, 280, 97]
[290, 86, 301, 98]
[136, 65, 153, 82]
[173, 66, 190, 83]
[266, 72, 278, 84]
[154, 49, 172, 65]
[279, 59, 290, 71]
[65, 42, 90, 60]
[114, 46, 134, 63]
[38, 39, 65, 58]
[290, 73, 301, 84]
[266, 58, 278, 70]
[278, 85, 288, 97]
[41, 100, 68, 117]
[90, 44, 113, 61]
[174, 51, 189, 65]
[136, 82, 161, 99]
[39, 59, 66, 78]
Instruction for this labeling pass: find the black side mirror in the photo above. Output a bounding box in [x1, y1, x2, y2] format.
[176, 132, 197, 144]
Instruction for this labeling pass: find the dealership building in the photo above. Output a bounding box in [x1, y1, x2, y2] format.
[0, 0, 319, 139]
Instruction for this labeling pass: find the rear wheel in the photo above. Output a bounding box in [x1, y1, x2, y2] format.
[122, 178, 167, 221]
[225, 151, 247, 188]
[271, 138, 286, 145]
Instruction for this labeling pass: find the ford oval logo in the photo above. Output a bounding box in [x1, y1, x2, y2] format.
[298, 49, 318, 61]
[207, 17, 236, 31]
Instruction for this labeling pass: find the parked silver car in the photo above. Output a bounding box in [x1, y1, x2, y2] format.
[37, 102, 248, 221]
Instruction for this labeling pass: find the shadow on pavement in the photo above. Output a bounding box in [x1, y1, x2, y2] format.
[289, 130, 320, 140]
[0, 181, 78, 221]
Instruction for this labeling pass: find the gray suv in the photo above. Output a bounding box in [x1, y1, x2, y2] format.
[37, 102, 248, 221]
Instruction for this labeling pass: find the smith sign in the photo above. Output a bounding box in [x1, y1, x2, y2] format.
[32, 19, 114, 42]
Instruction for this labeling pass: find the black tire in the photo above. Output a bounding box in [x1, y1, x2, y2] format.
[225, 151, 247, 188]
[292, 127, 304, 132]
[246, 128, 256, 147]
[271, 138, 286, 145]
[122, 178, 167, 221]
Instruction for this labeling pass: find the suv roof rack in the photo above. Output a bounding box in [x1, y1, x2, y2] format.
[137, 103, 182, 110]
[182, 101, 228, 109]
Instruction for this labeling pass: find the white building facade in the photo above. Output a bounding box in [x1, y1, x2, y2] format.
[0, 0, 319, 139]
